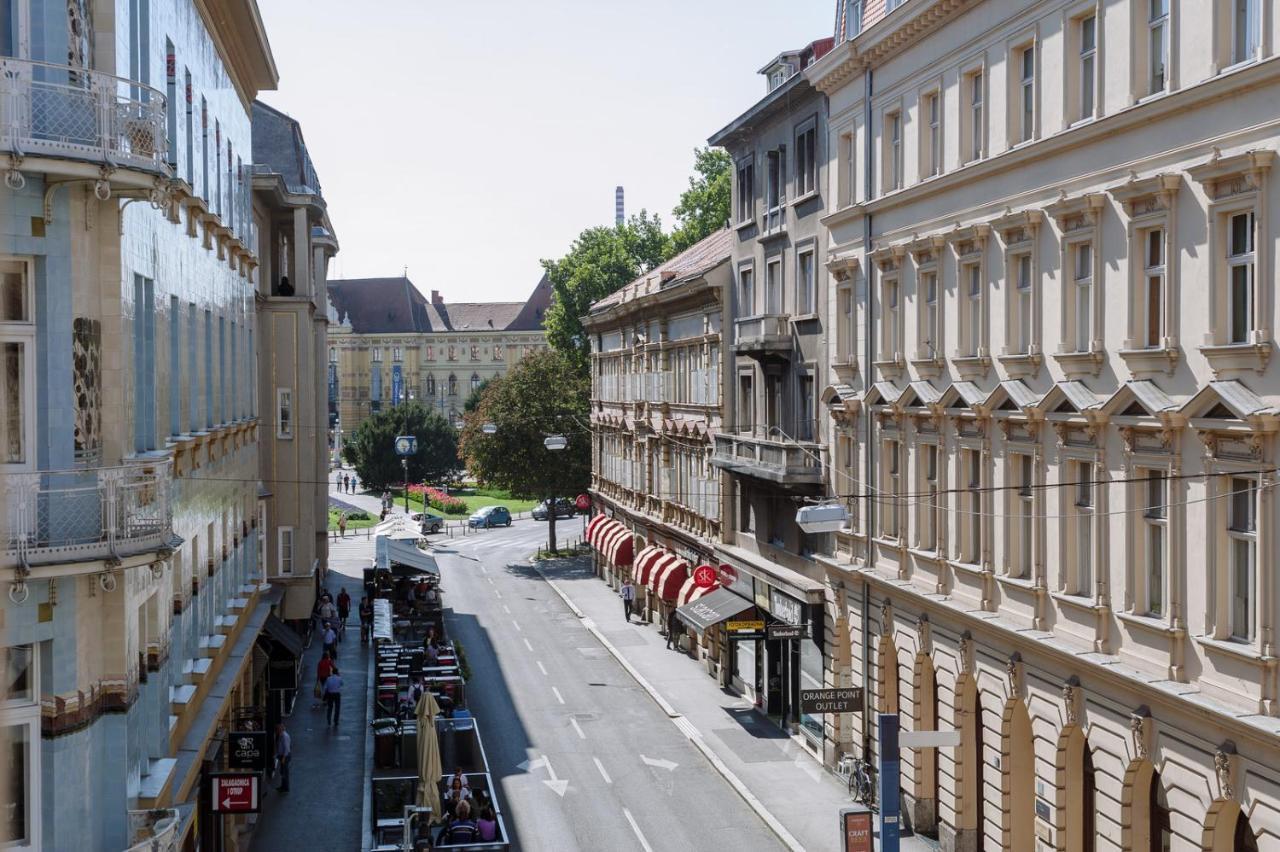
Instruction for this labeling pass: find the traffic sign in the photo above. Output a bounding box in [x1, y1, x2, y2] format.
[717, 564, 738, 587]
[575, 494, 590, 511]
[692, 565, 717, 589]
[210, 773, 260, 813]
[227, 730, 267, 771]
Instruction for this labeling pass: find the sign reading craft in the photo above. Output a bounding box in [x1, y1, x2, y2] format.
[800, 687, 865, 714]
[841, 807, 874, 852]
[210, 773, 261, 813]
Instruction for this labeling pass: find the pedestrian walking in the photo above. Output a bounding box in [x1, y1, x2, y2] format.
[312, 651, 333, 709]
[322, 623, 338, 660]
[274, 722, 291, 792]
[342, 473, 350, 492]
[323, 667, 344, 727]
[337, 588, 351, 632]
[666, 608, 681, 650]
[620, 579, 636, 623]
[359, 596, 373, 643]
[338, 512, 348, 538]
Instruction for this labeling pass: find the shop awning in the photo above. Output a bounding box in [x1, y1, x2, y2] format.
[598, 523, 624, 559]
[635, 546, 667, 586]
[675, 587, 755, 633]
[606, 527, 634, 567]
[256, 614, 303, 660]
[677, 575, 720, 606]
[652, 557, 689, 603]
[375, 536, 440, 576]
[585, 514, 609, 544]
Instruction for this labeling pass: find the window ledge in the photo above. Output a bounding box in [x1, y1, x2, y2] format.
[1118, 345, 1180, 375]
[790, 313, 820, 325]
[1050, 591, 1105, 615]
[1051, 349, 1105, 377]
[996, 351, 1043, 378]
[832, 358, 859, 381]
[908, 356, 945, 379]
[948, 558, 987, 579]
[759, 223, 788, 243]
[734, 218, 757, 234]
[995, 573, 1038, 593]
[951, 354, 991, 381]
[873, 357, 906, 379]
[1197, 341, 1272, 375]
[1193, 634, 1275, 664]
[790, 190, 821, 209]
[1116, 610, 1183, 639]
[907, 547, 944, 564]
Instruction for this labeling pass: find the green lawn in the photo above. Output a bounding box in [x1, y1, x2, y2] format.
[328, 507, 378, 530]
[392, 487, 539, 516]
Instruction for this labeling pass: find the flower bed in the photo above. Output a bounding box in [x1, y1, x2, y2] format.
[408, 484, 469, 515]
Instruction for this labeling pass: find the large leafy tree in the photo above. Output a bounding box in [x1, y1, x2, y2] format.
[459, 350, 590, 553]
[670, 147, 732, 254]
[341, 402, 459, 492]
[463, 378, 492, 414]
[541, 211, 670, 370]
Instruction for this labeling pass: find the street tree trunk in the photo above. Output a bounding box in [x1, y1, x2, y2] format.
[547, 495, 557, 555]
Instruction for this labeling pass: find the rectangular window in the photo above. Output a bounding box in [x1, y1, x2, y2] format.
[844, 0, 863, 39]
[765, 258, 782, 314]
[737, 373, 754, 432]
[1073, 242, 1093, 352]
[187, 303, 197, 429]
[184, 70, 193, 185]
[1014, 453, 1034, 577]
[840, 132, 856, 206]
[278, 526, 294, 575]
[883, 278, 899, 359]
[257, 502, 266, 572]
[214, 120, 222, 214]
[965, 449, 983, 563]
[3, 721, 31, 844]
[739, 266, 755, 315]
[1074, 461, 1094, 596]
[765, 149, 785, 229]
[164, 39, 177, 166]
[1143, 229, 1165, 347]
[393, 346, 402, 362]
[0, 259, 33, 468]
[1233, 0, 1260, 64]
[1015, 254, 1033, 354]
[886, 112, 902, 190]
[1143, 470, 1166, 616]
[217, 315, 225, 424]
[1019, 44, 1036, 143]
[922, 270, 939, 356]
[836, 286, 855, 362]
[1228, 211, 1255, 343]
[203, 309, 212, 428]
[372, 347, 383, 362]
[963, 262, 983, 356]
[1079, 15, 1097, 119]
[922, 444, 938, 551]
[764, 373, 782, 431]
[736, 159, 754, 223]
[967, 72, 984, 161]
[276, 388, 292, 439]
[133, 275, 156, 452]
[200, 97, 209, 201]
[1149, 0, 1169, 93]
[1228, 476, 1256, 641]
[797, 250, 815, 314]
[885, 440, 901, 538]
[925, 92, 941, 176]
[796, 123, 816, 196]
[169, 295, 180, 435]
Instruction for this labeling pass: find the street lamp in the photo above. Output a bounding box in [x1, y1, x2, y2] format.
[482, 423, 497, 435]
[795, 503, 849, 533]
[543, 434, 568, 451]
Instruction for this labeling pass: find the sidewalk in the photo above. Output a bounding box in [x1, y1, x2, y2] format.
[538, 555, 939, 852]
[249, 537, 372, 851]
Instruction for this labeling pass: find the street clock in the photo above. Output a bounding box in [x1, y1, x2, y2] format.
[394, 435, 417, 456]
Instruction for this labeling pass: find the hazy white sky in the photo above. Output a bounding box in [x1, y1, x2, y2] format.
[256, 0, 833, 303]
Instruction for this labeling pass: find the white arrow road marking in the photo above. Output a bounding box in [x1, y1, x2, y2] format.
[593, 756, 612, 784]
[640, 755, 678, 772]
[523, 638, 534, 652]
[552, 686, 565, 705]
[623, 808, 654, 852]
[516, 756, 545, 772]
[569, 717, 585, 740]
[536, 661, 548, 676]
[540, 754, 568, 797]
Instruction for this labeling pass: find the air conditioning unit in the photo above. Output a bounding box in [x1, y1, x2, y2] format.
[796, 503, 849, 533]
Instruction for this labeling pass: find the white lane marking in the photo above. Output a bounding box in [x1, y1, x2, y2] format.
[486, 576, 494, 585]
[569, 716, 585, 740]
[523, 638, 534, 652]
[536, 661, 548, 676]
[480, 565, 488, 573]
[623, 808, 653, 852]
[673, 716, 700, 739]
[494, 590, 502, 599]
[552, 686, 565, 704]
[640, 754, 678, 771]
[592, 756, 612, 784]
[511, 620, 521, 632]
[502, 605, 511, 614]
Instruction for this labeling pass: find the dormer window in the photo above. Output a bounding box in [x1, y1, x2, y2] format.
[767, 64, 793, 92]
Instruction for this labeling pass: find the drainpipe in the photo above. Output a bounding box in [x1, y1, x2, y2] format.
[861, 64, 875, 763]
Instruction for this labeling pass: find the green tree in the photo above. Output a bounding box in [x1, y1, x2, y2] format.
[458, 350, 589, 554]
[463, 378, 492, 414]
[341, 402, 459, 492]
[670, 147, 732, 253]
[541, 211, 670, 370]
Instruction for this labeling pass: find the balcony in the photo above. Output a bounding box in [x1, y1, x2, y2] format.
[5, 460, 176, 569]
[734, 314, 793, 359]
[0, 57, 168, 178]
[126, 808, 179, 852]
[711, 428, 824, 486]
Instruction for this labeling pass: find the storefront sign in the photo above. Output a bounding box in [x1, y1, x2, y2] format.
[210, 773, 260, 813]
[228, 730, 267, 771]
[769, 589, 804, 626]
[800, 687, 864, 714]
[692, 565, 717, 589]
[726, 619, 765, 633]
[841, 807, 874, 852]
[767, 623, 805, 641]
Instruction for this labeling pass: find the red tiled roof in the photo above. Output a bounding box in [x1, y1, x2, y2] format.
[589, 228, 732, 313]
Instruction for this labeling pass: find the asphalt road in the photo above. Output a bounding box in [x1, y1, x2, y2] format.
[431, 521, 786, 852]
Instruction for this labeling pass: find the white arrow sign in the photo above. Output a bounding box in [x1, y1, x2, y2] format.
[222, 797, 233, 809]
[640, 755, 678, 772]
[516, 757, 545, 773]
[540, 754, 568, 797]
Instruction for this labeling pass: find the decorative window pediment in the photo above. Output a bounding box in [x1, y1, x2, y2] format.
[949, 223, 990, 257]
[992, 208, 1042, 245]
[869, 243, 906, 272]
[1187, 149, 1275, 201]
[1045, 192, 1107, 234]
[1109, 173, 1182, 217]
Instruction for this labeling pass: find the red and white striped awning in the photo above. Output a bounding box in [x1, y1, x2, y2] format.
[604, 525, 634, 567]
[651, 556, 690, 603]
[585, 514, 610, 545]
[633, 546, 666, 586]
[677, 574, 720, 606]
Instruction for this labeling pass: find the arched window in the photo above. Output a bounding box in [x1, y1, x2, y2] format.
[1235, 811, 1260, 852]
[425, 375, 435, 396]
[448, 374, 457, 396]
[1149, 769, 1171, 852]
[471, 373, 481, 392]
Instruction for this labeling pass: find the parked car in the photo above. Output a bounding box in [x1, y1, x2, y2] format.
[468, 506, 512, 528]
[411, 510, 446, 534]
[532, 498, 575, 521]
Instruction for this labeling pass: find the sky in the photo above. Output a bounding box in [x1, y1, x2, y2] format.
[256, 0, 834, 304]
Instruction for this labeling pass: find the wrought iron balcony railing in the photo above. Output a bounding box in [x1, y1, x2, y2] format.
[711, 428, 824, 486]
[0, 57, 168, 175]
[5, 460, 175, 567]
[734, 314, 793, 358]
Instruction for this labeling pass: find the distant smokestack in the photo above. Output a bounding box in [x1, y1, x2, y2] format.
[615, 186, 624, 225]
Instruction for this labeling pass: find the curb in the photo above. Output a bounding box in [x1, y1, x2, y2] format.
[533, 561, 806, 852]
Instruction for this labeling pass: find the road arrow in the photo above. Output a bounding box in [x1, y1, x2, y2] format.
[640, 755, 678, 772]
[517, 757, 545, 772]
[540, 754, 568, 797]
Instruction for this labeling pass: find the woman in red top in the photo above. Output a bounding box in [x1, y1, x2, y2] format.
[313, 651, 333, 708]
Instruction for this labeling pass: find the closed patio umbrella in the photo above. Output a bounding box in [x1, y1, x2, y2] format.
[415, 690, 443, 818]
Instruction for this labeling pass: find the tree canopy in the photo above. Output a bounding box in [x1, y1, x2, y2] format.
[458, 350, 590, 502]
[670, 147, 732, 254]
[541, 211, 669, 370]
[341, 402, 459, 492]
[463, 378, 492, 414]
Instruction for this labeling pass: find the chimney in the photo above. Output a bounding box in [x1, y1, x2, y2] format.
[615, 186, 624, 225]
[431, 290, 444, 306]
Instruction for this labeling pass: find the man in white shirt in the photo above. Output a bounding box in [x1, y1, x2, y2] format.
[323, 668, 344, 727]
[620, 579, 636, 623]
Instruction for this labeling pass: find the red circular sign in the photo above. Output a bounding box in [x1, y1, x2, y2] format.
[693, 565, 717, 589]
[575, 494, 590, 511]
[717, 563, 738, 587]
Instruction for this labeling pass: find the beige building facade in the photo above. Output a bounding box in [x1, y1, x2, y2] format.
[327, 276, 550, 435]
[808, 0, 1280, 850]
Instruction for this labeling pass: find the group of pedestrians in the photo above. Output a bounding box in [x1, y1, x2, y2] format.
[619, 577, 683, 650]
[336, 472, 359, 494]
[313, 588, 353, 728]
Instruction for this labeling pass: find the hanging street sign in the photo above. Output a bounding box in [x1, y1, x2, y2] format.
[210, 773, 260, 813]
[767, 623, 806, 641]
[692, 565, 718, 589]
[800, 687, 864, 714]
[717, 563, 738, 587]
[227, 730, 267, 771]
[394, 435, 417, 456]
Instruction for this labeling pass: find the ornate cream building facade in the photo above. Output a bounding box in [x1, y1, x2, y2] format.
[327, 275, 550, 435]
[807, 0, 1280, 850]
